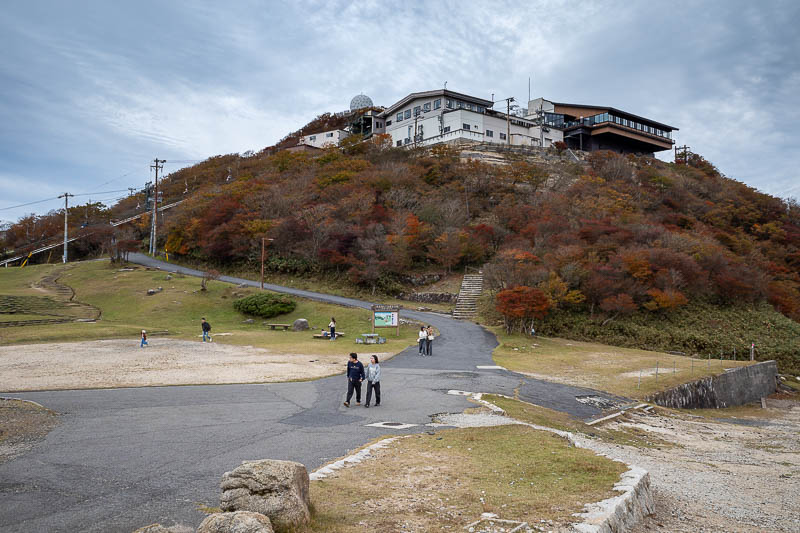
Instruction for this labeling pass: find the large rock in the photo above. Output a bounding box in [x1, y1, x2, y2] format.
[132, 524, 192, 533]
[220, 460, 310, 529]
[292, 318, 309, 331]
[197, 511, 273, 533]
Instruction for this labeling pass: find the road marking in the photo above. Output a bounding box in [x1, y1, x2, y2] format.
[365, 422, 418, 429]
[447, 390, 473, 396]
[476, 365, 505, 370]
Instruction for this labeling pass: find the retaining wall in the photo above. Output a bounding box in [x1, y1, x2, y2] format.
[647, 360, 778, 409]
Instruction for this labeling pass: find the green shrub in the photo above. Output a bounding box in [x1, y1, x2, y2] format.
[233, 293, 296, 318]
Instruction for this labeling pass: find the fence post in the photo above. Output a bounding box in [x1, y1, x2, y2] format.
[656, 361, 659, 382]
[750, 343, 754, 361]
[673, 361, 676, 375]
[707, 353, 710, 370]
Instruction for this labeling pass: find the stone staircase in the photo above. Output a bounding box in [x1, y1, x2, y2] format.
[453, 272, 483, 320]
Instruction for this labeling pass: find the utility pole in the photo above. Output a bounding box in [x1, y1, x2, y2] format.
[506, 97, 513, 145]
[58, 192, 74, 263]
[260, 237, 273, 289]
[149, 158, 166, 255]
[128, 187, 137, 197]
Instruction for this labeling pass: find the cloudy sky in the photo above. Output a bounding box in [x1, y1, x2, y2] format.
[1, 0, 798, 223]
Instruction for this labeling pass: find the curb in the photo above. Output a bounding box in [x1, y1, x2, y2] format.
[309, 436, 407, 481]
[473, 394, 654, 533]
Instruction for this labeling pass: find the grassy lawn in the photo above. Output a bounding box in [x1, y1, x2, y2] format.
[0, 261, 419, 355]
[492, 330, 754, 399]
[307, 425, 626, 531]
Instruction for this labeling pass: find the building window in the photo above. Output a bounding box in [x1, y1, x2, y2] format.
[486, 129, 493, 137]
[457, 101, 464, 109]
[404, 138, 410, 145]
[309, 136, 316, 141]
[386, 120, 392, 126]
[423, 102, 431, 112]
[404, 109, 411, 119]
[446, 99, 453, 109]
[397, 140, 402, 147]
[443, 126, 450, 133]
[499, 132, 507, 140]
[326, 132, 334, 137]
[397, 112, 403, 122]
[477, 106, 485, 113]
[462, 123, 470, 130]
[414, 106, 421, 116]
[434, 99, 441, 109]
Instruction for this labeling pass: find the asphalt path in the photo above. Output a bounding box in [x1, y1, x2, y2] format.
[0, 254, 625, 532]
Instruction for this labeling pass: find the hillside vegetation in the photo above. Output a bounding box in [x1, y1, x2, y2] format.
[3, 133, 799, 372]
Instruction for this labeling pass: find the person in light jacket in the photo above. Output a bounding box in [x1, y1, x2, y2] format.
[425, 325, 434, 356]
[364, 355, 381, 407]
[329, 317, 336, 341]
[418, 326, 427, 355]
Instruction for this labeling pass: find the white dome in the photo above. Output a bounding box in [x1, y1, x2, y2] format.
[350, 93, 373, 110]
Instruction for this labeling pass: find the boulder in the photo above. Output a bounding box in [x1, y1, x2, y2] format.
[220, 460, 310, 529]
[292, 318, 309, 331]
[197, 511, 273, 533]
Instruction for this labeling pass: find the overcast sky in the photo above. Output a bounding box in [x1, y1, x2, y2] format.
[1, 0, 798, 224]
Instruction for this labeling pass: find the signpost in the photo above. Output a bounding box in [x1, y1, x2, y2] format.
[371, 304, 400, 337]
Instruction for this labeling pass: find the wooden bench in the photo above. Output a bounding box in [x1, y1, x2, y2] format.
[313, 332, 346, 339]
[266, 323, 291, 331]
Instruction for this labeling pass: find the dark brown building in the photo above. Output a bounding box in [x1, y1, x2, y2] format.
[529, 98, 677, 155]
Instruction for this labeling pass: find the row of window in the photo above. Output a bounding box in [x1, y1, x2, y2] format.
[307, 132, 336, 142]
[548, 111, 672, 139]
[395, 97, 490, 122]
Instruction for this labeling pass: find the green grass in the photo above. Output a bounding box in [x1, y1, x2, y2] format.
[492, 330, 752, 399]
[307, 425, 626, 531]
[0, 261, 419, 356]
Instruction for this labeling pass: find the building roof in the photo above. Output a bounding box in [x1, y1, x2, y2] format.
[551, 101, 678, 131]
[382, 89, 493, 116]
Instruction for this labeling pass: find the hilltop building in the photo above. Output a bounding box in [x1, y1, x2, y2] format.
[529, 98, 677, 155]
[379, 89, 560, 148]
[294, 90, 677, 155]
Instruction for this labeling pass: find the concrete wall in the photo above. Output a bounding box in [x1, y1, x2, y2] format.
[647, 361, 778, 409]
[299, 129, 349, 148]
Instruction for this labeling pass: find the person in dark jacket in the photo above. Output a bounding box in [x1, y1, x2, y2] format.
[343, 352, 364, 407]
[201, 318, 212, 342]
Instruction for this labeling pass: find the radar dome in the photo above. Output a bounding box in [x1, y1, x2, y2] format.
[350, 93, 374, 110]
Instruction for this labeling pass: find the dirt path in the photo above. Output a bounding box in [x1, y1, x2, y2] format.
[596, 398, 800, 532]
[0, 339, 386, 391]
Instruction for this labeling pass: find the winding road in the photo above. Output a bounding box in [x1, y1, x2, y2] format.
[0, 254, 624, 532]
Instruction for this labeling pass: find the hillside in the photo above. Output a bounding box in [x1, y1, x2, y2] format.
[3, 134, 799, 372]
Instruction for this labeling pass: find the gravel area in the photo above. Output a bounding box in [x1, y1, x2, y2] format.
[0, 338, 376, 391]
[599, 399, 800, 532]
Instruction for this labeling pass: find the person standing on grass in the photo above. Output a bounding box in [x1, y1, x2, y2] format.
[364, 355, 381, 408]
[343, 352, 364, 407]
[425, 325, 434, 356]
[329, 317, 336, 341]
[201, 317, 212, 342]
[140, 330, 148, 347]
[418, 326, 427, 355]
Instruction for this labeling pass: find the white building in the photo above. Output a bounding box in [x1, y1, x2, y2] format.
[379, 89, 562, 148]
[298, 129, 350, 149]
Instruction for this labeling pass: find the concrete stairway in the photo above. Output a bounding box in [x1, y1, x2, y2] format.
[453, 272, 483, 320]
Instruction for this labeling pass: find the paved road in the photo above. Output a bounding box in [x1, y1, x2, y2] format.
[0, 255, 624, 532]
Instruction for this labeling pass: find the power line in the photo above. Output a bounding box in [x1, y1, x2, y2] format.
[0, 196, 62, 211]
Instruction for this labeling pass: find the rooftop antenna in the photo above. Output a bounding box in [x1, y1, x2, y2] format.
[444, 81, 447, 90]
[528, 77, 531, 102]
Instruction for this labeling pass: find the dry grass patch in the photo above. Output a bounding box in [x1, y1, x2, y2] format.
[485, 394, 675, 449]
[492, 332, 753, 398]
[306, 425, 625, 532]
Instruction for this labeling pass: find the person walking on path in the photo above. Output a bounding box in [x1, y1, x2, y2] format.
[329, 317, 336, 341]
[343, 352, 364, 407]
[140, 330, 148, 347]
[425, 325, 434, 356]
[418, 326, 427, 355]
[364, 355, 381, 408]
[201, 318, 212, 342]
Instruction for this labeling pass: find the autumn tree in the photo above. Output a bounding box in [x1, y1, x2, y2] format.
[495, 286, 552, 333]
